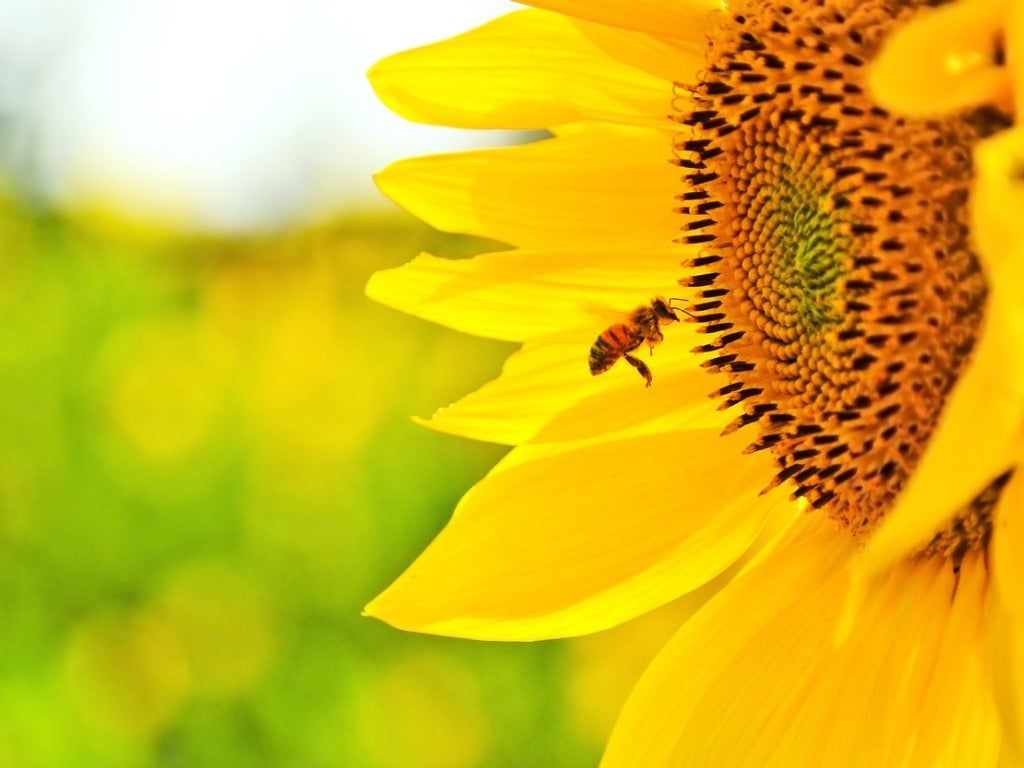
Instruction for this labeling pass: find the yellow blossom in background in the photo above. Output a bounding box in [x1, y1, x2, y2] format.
[366, 0, 1024, 763]
[155, 562, 277, 698]
[352, 652, 490, 768]
[62, 610, 192, 744]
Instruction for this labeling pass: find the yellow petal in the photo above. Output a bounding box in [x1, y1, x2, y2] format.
[604, 529, 999, 767]
[366, 248, 686, 342]
[364, 427, 779, 641]
[1011, 0, 1024, 111]
[421, 325, 715, 445]
[987, 598, 1024, 766]
[570, 18, 704, 83]
[375, 125, 680, 249]
[974, 128, 1024, 283]
[856, 130, 1024, 576]
[368, 9, 672, 130]
[992, 472, 1024, 757]
[517, 0, 723, 40]
[904, 556, 1000, 767]
[994, 471, 1024, 620]
[869, 0, 1011, 116]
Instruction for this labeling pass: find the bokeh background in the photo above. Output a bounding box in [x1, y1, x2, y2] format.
[0, 1, 693, 765]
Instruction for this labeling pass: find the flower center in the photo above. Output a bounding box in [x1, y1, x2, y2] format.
[772, 162, 846, 336]
[677, 0, 1000, 537]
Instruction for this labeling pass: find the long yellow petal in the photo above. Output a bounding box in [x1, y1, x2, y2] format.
[1011, 0, 1024, 110]
[869, 0, 1010, 116]
[366, 248, 686, 342]
[992, 472, 1024, 757]
[900, 556, 1000, 767]
[364, 427, 779, 641]
[604, 529, 998, 767]
[375, 126, 680, 249]
[570, 18, 704, 84]
[369, 9, 672, 130]
[517, 0, 723, 40]
[994, 472, 1024, 624]
[987, 598, 1024, 766]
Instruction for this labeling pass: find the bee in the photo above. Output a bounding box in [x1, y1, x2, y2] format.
[588, 297, 682, 387]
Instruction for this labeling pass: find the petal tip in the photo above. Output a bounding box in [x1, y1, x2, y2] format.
[365, 55, 410, 118]
[362, 587, 407, 628]
[363, 266, 393, 304]
[370, 165, 397, 198]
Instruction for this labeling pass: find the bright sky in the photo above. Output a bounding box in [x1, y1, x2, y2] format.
[0, 0, 513, 232]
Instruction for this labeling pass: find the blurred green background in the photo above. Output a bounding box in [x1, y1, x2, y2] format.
[0, 198, 692, 767]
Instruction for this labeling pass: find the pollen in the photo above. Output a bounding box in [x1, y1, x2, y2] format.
[677, 0, 1004, 535]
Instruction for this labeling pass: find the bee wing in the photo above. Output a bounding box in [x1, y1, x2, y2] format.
[578, 300, 636, 327]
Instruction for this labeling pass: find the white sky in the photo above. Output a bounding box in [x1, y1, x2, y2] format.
[0, 0, 514, 232]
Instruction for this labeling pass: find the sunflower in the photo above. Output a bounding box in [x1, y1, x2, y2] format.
[365, 0, 1015, 763]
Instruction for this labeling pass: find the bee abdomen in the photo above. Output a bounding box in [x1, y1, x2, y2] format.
[589, 333, 619, 374]
[589, 324, 633, 375]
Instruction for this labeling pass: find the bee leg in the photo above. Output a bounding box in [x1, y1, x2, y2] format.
[624, 354, 653, 387]
[647, 330, 664, 356]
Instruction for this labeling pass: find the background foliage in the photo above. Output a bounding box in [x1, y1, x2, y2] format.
[0, 200, 690, 767]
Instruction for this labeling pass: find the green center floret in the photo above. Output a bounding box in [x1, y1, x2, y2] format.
[770, 171, 847, 336]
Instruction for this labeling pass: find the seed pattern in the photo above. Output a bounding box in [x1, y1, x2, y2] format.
[676, 0, 995, 535]
[921, 472, 1013, 572]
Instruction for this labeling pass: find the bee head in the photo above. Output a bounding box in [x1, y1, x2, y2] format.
[651, 297, 680, 323]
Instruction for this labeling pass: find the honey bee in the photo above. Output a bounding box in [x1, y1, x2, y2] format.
[588, 297, 682, 387]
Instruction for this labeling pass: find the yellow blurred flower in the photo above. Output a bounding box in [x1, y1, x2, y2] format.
[366, 0, 1015, 763]
[156, 562, 277, 698]
[351, 653, 490, 768]
[103, 318, 234, 464]
[96, 315, 237, 507]
[62, 610, 192, 744]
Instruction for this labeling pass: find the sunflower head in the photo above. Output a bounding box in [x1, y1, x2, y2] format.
[677, 0, 999, 535]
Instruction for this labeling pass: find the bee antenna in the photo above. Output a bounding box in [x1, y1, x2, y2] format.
[668, 297, 697, 319]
